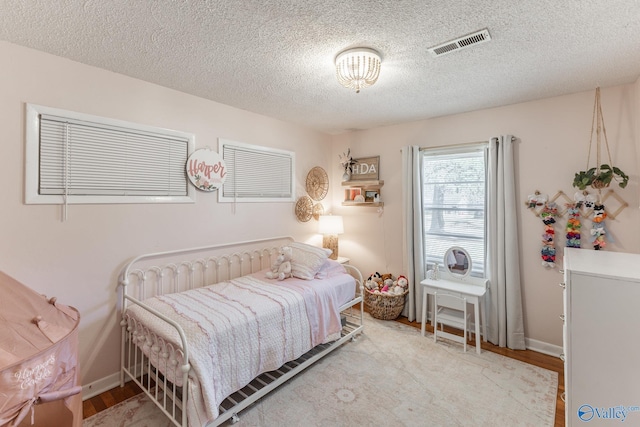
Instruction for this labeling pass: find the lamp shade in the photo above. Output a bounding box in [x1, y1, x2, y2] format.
[318, 215, 344, 235]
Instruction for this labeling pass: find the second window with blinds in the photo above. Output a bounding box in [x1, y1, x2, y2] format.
[218, 139, 295, 203]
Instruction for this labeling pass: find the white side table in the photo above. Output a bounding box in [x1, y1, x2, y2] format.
[335, 257, 350, 265]
[420, 277, 488, 354]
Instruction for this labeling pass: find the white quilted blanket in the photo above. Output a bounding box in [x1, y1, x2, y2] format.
[126, 273, 348, 427]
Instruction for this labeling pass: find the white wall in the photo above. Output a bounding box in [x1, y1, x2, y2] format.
[331, 82, 640, 350]
[0, 41, 333, 387]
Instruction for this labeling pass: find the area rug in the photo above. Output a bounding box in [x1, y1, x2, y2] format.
[84, 314, 557, 426]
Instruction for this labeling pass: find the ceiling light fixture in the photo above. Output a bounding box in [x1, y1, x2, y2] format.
[335, 47, 381, 93]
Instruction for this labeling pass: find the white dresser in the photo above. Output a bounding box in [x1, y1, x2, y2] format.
[563, 248, 640, 426]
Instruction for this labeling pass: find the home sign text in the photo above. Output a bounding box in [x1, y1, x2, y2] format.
[351, 156, 380, 181]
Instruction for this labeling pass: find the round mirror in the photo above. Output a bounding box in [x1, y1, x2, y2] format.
[444, 246, 471, 278]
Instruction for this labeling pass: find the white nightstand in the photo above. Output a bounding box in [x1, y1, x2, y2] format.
[335, 257, 350, 265]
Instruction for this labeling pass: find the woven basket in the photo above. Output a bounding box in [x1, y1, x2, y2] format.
[364, 289, 409, 320]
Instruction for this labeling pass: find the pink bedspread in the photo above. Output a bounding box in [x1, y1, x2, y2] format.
[125, 269, 354, 427]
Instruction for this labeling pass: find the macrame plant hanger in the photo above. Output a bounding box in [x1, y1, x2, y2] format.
[586, 88, 608, 250]
[585, 87, 612, 194]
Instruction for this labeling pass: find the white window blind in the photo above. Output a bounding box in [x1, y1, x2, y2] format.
[219, 139, 295, 202]
[25, 104, 195, 204]
[421, 145, 487, 276]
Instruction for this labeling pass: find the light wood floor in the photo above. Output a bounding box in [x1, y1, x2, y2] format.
[84, 317, 564, 427]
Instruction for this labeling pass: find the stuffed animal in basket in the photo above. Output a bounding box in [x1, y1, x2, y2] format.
[381, 273, 394, 292]
[266, 246, 293, 281]
[365, 272, 382, 291]
[393, 275, 409, 295]
[367, 272, 382, 283]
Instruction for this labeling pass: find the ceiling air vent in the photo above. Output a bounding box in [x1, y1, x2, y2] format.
[427, 28, 491, 57]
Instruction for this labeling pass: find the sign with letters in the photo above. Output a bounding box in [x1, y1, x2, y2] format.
[186, 148, 227, 192]
[350, 156, 380, 181]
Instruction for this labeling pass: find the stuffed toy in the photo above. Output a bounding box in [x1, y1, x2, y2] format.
[392, 275, 409, 294]
[379, 273, 394, 293]
[266, 246, 293, 281]
[365, 272, 382, 291]
[367, 272, 382, 283]
[364, 280, 378, 291]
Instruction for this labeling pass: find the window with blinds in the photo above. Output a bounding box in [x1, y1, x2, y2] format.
[25, 104, 195, 204]
[421, 145, 487, 276]
[218, 139, 295, 202]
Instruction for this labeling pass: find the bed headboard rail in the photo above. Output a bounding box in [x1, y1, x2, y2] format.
[119, 236, 294, 302]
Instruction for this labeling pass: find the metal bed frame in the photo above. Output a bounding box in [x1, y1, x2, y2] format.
[118, 237, 364, 427]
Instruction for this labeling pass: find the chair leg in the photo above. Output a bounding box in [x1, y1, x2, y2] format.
[469, 314, 476, 352]
[433, 305, 438, 343]
[462, 304, 467, 352]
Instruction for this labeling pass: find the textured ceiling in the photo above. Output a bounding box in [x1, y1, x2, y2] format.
[2, 1, 640, 134]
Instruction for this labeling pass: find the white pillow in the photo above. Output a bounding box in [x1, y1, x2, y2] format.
[315, 259, 347, 279]
[290, 242, 331, 280]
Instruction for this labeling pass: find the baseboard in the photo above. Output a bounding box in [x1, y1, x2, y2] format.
[413, 314, 563, 359]
[82, 372, 121, 400]
[525, 337, 563, 358]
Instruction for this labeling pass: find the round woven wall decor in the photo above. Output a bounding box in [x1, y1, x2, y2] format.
[312, 202, 324, 220]
[305, 167, 329, 201]
[295, 196, 314, 222]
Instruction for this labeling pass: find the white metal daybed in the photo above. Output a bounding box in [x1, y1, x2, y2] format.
[118, 237, 364, 427]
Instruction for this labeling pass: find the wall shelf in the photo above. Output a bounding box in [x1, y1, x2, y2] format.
[342, 201, 384, 207]
[342, 180, 384, 207]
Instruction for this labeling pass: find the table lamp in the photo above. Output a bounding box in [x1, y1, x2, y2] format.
[318, 215, 344, 260]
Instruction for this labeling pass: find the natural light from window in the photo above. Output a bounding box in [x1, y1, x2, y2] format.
[421, 146, 486, 277]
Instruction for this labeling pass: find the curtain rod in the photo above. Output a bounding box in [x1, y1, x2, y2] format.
[418, 140, 487, 151]
[417, 136, 515, 151]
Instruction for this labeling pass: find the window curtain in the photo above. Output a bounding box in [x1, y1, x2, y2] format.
[486, 135, 526, 349]
[401, 146, 425, 321]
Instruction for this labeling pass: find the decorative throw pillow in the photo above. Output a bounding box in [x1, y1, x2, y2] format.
[315, 259, 347, 279]
[290, 242, 331, 280]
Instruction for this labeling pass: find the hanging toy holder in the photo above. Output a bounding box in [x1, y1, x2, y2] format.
[565, 204, 581, 248]
[540, 202, 558, 268]
[590, 204, 608, 250]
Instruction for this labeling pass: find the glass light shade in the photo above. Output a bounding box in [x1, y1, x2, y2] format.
[335, 47, 381, 93]
[318, 215, 344, 235]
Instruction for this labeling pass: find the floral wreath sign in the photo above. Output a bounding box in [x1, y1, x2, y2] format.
[186, 148, 227, 192]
